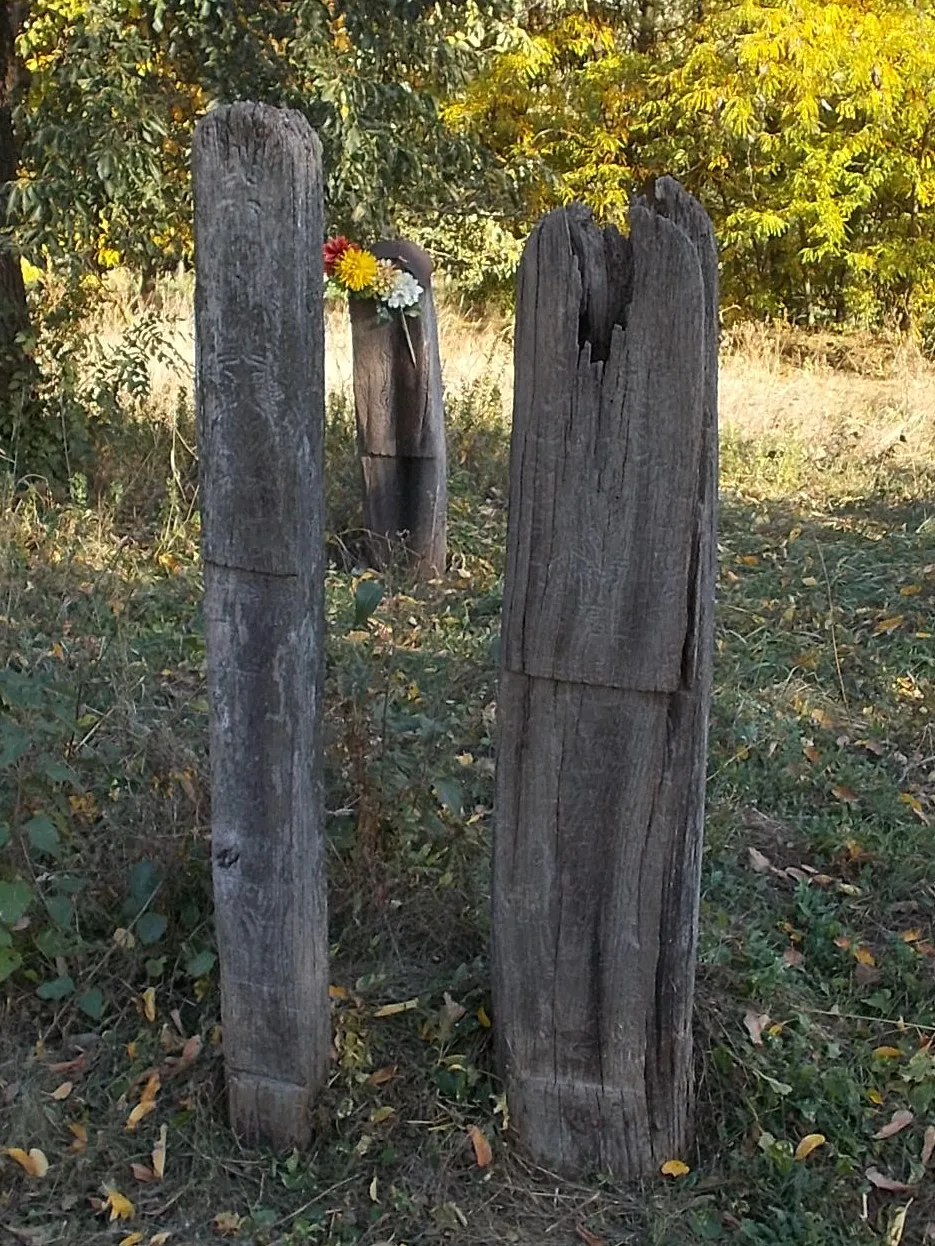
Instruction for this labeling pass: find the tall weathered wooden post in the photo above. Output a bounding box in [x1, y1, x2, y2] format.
[349, 240, 447, 576]
[492, 178, 718, 1178]
[193, 103, 329, 1148]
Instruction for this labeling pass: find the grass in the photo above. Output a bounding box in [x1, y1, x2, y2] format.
[2, 294, 935, 1244]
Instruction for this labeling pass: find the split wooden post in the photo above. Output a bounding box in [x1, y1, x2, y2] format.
[348, 240, 447, 575]
[193, 103, 329, 1149]
[492, 178, 718, 1179]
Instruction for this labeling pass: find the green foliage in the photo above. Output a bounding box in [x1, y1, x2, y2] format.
[445, 0, 935, 330]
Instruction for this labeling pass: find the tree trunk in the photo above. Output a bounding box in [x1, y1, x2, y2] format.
[0, 1, 32, 445]
[349, 239, 447, 576]
[492, 178, 718, 1179]
[193, 102, 329, 1150]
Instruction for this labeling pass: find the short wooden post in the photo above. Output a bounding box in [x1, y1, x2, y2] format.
[193, 103, 329, 1149]
[348, 240, 447, 575]
[492, 178, 718, 1178]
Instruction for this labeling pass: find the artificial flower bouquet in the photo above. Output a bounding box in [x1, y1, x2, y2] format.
[323, 235, 423, 321]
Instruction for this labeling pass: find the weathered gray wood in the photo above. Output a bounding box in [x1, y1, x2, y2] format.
[349, 240, 447, 575]
[193, 102, 329, 1149]
[492, 183, 718, 1179]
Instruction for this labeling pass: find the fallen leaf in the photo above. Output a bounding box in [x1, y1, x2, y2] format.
[853, 945, 876, 967]
[803, 744, 822, 763]
[126, 1041, 138, 1060]
[438, 992, 466, 1039]
[6, 1147, 49, 1177]
[874, 1047, 904, 1060]
[874, 616, 904, 635]
[783, 947, 804, 967]
[869, 1089, 885, 1105]
[68, 1121, 88, 1153]
[468, 1124, 492, 1168]
[901, 929, 923, 943]
[921, 1126, 935, 1167]
[118, 1234, 145, 1246]
[373, 998, 419, 1018]
[875, 1110, 915, 1140]
[885, 1202, 912, 1246]
[212, 1211, 242, 1236]
[744, 1010, 768, 1046]
[103, 1188, 136, 1220]
[51, 1081, 73, 1101]
[370, 1106, 395, 1124]
[833, 783, 859, 805]
[130, 1163, 155, 1183]
[477, 1005, 491, 1028]
[866, 1167, 914, 1193]
[149, 1235, 172, 1245]
[900, 584, 922, 596]
[367, 1066, 397, 1086]
[141, 988, 156, 1024]
[152, 1124, 167, 1179]
[369, 1175, 379, 1203]
[575, 1226, 606, 1246]
[794, 1133, 826, 1160]
[747, 847, 772, 873]
[834, 936, 852, 950]
[164, 1035, 201, 1076]
[328, 984, 349, 1000]
[660, 1159, 691, 1176]
[48, 1052, 88, 1078]
[126, 1074, 160, 1130]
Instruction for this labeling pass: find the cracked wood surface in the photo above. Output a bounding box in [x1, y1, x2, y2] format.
[194, 103, 329, 1149]
[349, 240, 447, 575]
[493, 181, 718, 1178]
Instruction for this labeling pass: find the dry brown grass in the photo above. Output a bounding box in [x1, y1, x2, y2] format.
[90, 270, 935, 465]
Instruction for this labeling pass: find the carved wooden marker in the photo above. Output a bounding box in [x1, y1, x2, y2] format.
[349, 240, 447, 575]
[492, 179, 718, 1178]
[193, 103, 329, 1148]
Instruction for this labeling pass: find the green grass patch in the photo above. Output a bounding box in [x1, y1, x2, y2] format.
[1, 394, 934, 1244]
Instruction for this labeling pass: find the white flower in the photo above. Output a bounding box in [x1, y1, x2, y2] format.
[385, 270, 423, 309]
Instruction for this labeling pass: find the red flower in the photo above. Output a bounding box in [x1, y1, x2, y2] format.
[323, 235, 352, 276]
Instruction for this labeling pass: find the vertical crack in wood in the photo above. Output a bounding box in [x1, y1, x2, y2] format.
[494, 185, 717, 1178]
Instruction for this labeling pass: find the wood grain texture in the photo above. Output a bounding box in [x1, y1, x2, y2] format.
[349, 240, 446, 575]
[493, 184, 718, 1179]
[193, 102, 329, 1149]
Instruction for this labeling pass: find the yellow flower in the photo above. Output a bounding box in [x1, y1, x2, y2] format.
[371, 259, 397, 298]
[335, 246, 379, 293]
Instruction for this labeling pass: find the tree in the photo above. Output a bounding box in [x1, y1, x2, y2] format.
[0, 0, 31, 447]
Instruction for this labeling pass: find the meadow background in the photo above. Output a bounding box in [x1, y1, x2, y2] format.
[2, 2, 935, 1243]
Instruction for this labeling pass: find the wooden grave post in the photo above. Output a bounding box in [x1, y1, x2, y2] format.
[348, 240, 447, 576]
[193, 103, 329, 1149]
[492, 178, 718, 1178]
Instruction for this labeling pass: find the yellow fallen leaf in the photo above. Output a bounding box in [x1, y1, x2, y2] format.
[6, 1147, 49, 1177]
[373, 998, 419, 1018]
[152, 1124, 167, 1179]
[328, 984, 349, 1000]
[885, 1202, 911, 1246]
[660, 1159, 691, 1176]
[477, 1005, 491, 1028]
[51, 1080, 73, 1100]
[367, 1066, 397, 1086]
[901, 929, 923, 943]
[103, 1188, 136, 1220]
[468, 1124, 492, 1168]
[738, 554, 759, 566]
[126, 1099, 157, 1131]
[119, 1234, 145, 1246]
[142, 988, 156, 1024]
[370, 1106, 395, 1124]
[873, 615, 904, 635]
[68, 1121, 88, 1153]
[126, 1041, 138, 1059]
[149, 1234, 172, 1245]
[213, 1211, 243, 1235]
[899, 584, 921, 596]
[853, 945, 876, 967]
[794, 1133, 826, 1161]
[868, 1088, 885, 1105]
